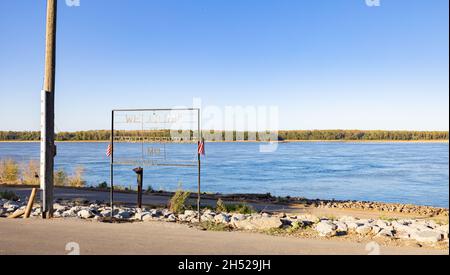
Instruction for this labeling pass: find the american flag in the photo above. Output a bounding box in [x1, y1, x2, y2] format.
[198, 138, 205, 156]
[106, 143, 113, 157]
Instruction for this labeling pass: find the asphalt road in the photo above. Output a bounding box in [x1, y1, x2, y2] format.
[1, 218, 447, 255]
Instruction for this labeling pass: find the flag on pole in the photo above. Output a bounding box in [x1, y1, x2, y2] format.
[198, 138, 205, 156]
[106, 143, 113, 157]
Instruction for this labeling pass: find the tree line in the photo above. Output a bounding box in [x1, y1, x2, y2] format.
[0, 130, 448, 141]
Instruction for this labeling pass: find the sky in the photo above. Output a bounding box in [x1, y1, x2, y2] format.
[0, 0, 448, 132]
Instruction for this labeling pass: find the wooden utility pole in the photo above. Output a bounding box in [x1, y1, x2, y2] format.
[41, 0, 57, 219]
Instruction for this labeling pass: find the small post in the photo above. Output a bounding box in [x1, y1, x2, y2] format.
[24, 188, 38, 219]
[133, 167, 144, 209]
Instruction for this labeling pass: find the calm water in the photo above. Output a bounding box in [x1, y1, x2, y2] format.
[0, 142, 448, 207]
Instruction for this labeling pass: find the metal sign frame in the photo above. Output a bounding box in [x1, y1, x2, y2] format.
[110, 108, 202, 221]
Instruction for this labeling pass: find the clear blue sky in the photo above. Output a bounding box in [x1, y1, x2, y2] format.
[0, 0, 448, 131]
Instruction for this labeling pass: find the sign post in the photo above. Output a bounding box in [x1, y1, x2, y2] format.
[109, 108, 202, 221]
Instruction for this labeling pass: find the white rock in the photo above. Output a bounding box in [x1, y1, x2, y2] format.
[214, 213, 230, 224]
[375, 220, 390, 228]
[70, 206, 82, 213]
[203, 209, 215, 215]
[162, 209, 172, 217]
[371, 226, 382, 235]
[358, 219, 374, 225]
[32, 208, 41, 217]
[334, 221, 348, 233]
[392, 221, 417, 235]
[436, 224, 449, 239]
[202, 214, 215, 222]
[117, 211, 132, 219]
[3, 201, 20, 211]
[315, 221, 337, 237]
[338, 216, 357, 223]
[297, 214, 320, 224]
[166, 214, 177, 222]
[184, 210, 197, 216]
[150, 209, 163, 217]
[178, 214, 188, 221]
[53, 211, 62, 218]
[134, 212, 151, 221]
[410, 230, 443, 243]
[230, 214, 247, 227]
[53, 203, 68, 212]
[396, 231, 412, 240]
[408, 222, 432, 232]
[346, 221, 364, 230]
[234, 217, 283, 231]
[355, 225, 372, 235]
[376, 228, 395, 238]
[100, 210, 112, 217]
[77, 209, 93, 219]
[232, 213, 246, 221]
[423, 220, 438, 229]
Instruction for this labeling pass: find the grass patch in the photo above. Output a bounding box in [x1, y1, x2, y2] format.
[378, 215, 398, 222]
[200, 221, 232, 232]
[215, 199, 255, 214]
[264, 224, 316, 237]
[0, 190, 19, 201]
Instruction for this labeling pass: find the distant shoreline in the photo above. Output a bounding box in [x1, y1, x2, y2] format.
[0, 140, 448, 144]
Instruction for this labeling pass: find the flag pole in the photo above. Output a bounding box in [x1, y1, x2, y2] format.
[110, 110, 114, 221]
[197, 109, 201, 223]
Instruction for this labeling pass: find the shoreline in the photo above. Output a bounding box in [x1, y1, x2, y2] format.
[2, 184, 448, 216]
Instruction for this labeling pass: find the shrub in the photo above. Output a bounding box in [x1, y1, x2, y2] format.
[54, 169, 67, 186]
[169, 189, 191, 214]
[21, 160, 40, 185]
[146, 185, 154, 193]
[0, 158, 20, 184]
[0, 190, 19, 201]
[216, 198, 227, 213]
[97, 181, 108, 189]
[68, 166, 86, 188]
